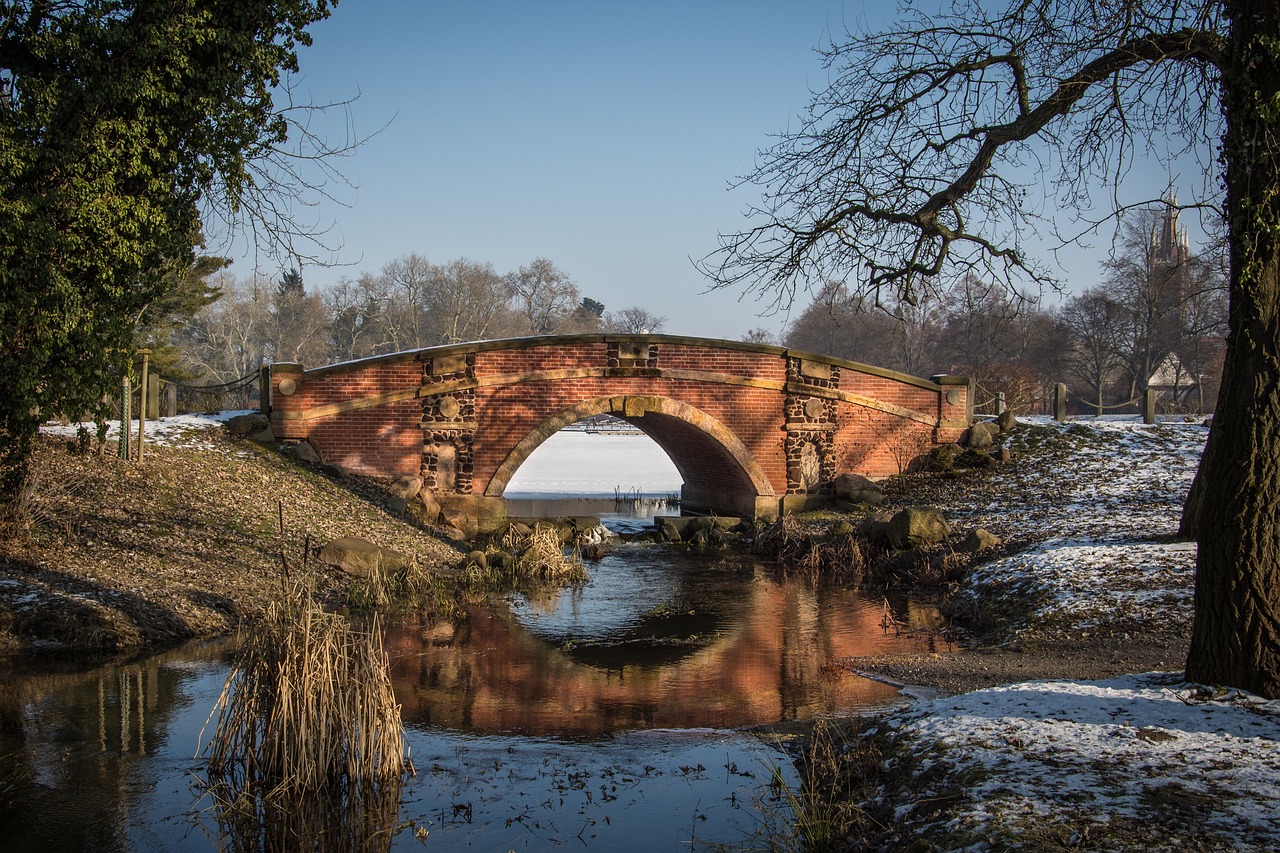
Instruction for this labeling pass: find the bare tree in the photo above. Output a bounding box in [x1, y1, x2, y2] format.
[424, 259, 515, 345]
[741, 328, 779, 346]
[784, 282, 900, 366]
[1059, 288, 1128, 413]
[176, 272, 276, 404]
[605, 306, 667, 334]
[380, 252, 436, 349]
[705, 0, 1280, 697]
[507, 257, 580, 335]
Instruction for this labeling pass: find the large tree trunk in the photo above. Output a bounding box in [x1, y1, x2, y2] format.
[1185, 0, 1280, 698]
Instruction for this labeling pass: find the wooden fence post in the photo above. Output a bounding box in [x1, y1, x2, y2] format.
[137, 350, 150, 463]
[1054, 383, 1068, 421]
[995, 392, 1006, 416]
[147, 372, 160, 420]
[119, 375, 131, 459]
[163, 381, 177, 418]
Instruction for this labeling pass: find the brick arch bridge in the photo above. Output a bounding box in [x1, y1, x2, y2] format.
[266, 335, 971, 525]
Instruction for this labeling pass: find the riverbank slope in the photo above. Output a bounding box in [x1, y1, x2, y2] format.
[0, 415, 459, 652]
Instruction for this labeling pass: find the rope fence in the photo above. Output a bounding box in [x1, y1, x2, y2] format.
[973, 381, 1206, 424]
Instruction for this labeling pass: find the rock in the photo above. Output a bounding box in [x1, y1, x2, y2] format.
[828, 520, 856, 538]
[417, 491, 441, 524]
[958, 528, 1002, 552]
[248, 426, 276, 444]
[996, 446, 1014, 463]
[386, 496, 407, 516]
[660, 520, 683, 543]
[388, 474, 424, 500]
[489, 550, 517, 572]
[290, 440, 320, 464]
[996, 409, 1017, 433]
[860, 511, 895, 545]
[226, 413, 269, 435]
[321, 462, 347, 479]
[886, 506, 951, 550]
[685, 516, 716, 534]
[957, 448, 997, 469]
[926, 444, 959, 472]
[464, 550, 488, 570]
[317, 536, 413, 579]
[966, 421, 998, 448]
[834, 473, 885, 504]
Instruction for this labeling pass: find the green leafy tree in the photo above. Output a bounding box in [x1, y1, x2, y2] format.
[135, 253, 230, 382]
[706, 0, 1280, 697]
[0, 0, 337, 517]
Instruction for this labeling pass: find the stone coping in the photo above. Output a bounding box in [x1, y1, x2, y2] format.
[270, 334, 965, 393]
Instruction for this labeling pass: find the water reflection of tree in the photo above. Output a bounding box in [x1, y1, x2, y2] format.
[0, 644, 224, 851]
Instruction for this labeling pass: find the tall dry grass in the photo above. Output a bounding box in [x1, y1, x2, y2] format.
[201, 582, 408, 795]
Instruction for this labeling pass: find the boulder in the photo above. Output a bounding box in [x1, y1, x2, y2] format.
[388, 474, 424, 500]
[321, 462, 347, 479]
[290, 440, 321, 464]
[886, 506, 951, 550]
[996, 446, 1014, 464]
[317, 536, 413, 579]
[226, 413, 269, 435]
[248, 426, 276, 444]
[957, 448, 998, 469]
[660, 520, 683, 543]
[996, 409, 1017, 433]
[416, 491, 442, 524]
[958, 528, 1002, 552]
[463, 550, 488, 570]
[489, 550, 517, 572]
[860, 510, 896, 545]
[827, 519, 856, 538]
[966, 421, 998, 448]
[926, 444, 960, 472]
[834, 473, 885, 504]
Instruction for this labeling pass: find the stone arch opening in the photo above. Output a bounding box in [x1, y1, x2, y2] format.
[486, 395, 777, 519]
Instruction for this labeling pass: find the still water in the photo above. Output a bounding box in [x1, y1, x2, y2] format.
[0, 506, 952, 852]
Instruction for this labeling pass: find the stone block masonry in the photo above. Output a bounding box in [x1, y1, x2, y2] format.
[267, 335, 970, 520]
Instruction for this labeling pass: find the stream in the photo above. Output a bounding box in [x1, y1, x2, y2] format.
[0, 538, 950, 852]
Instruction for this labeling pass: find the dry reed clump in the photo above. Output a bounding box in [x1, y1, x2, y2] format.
[754, 516, 869, 586]
[207, 774, 405, 853]
[512, 525, 587, 583]
[201, 582, 408, 798]
[458, 523, 588, 591]
[760, 719, 887, 852]
[346, 560, 432, 614]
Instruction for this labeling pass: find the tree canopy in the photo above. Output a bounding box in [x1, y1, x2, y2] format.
[708, 0, 1280, 698]
[0, 0, 336, 512]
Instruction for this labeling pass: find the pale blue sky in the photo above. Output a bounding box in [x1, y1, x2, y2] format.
[215, 1, 1217, 341]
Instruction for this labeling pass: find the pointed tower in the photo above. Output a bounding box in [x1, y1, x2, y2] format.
[1148, 194, 1193, 396]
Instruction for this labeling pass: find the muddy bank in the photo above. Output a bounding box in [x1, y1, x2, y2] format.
[843, 631, 1192, 697]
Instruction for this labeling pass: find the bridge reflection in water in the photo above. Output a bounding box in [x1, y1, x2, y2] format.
[386, 549, 949, 737]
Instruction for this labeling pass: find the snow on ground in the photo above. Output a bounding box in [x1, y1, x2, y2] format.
[882, 673, 1280, 849]
[944, 416, 1209, 641]
[875, 416, 1280, 849]
[40, 410, 247, 451]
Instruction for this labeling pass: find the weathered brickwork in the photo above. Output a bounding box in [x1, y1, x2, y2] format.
[266, 336, 970, 517]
